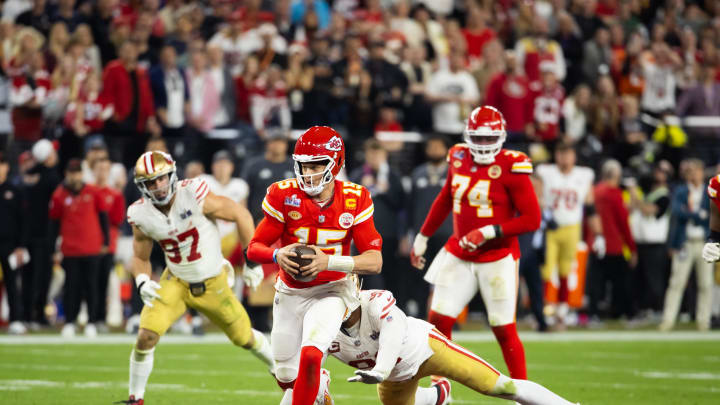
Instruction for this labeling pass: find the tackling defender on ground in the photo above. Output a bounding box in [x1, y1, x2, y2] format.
[332, 287, 578, 405]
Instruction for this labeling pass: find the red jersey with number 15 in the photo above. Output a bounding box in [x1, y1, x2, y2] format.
[420, 144, 540, 263]
[254, 178, 383, 288]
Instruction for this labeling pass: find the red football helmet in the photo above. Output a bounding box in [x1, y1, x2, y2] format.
[464, 105, 507, 164]
[293, 126, 345, 196]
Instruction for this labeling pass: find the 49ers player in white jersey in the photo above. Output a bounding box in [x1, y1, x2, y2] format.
[247, 126, 383, 405]
[411, 106, 541, 380]
[120, 151, 272, 405]
[332, 288, 578, 405]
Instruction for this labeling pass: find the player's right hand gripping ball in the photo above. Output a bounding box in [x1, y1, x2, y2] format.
[289, 244, 318, 282]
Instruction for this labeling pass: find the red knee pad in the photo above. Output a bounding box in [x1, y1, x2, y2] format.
[428, 311, 456, 340]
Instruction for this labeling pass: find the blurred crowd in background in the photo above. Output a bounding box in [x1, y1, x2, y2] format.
[2, 0, 720, 336]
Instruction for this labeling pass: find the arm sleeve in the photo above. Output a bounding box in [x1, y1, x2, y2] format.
[246, 217, 284, 263]
[352, 189, 383, 252]
[419, 173, 452, 237]
[671, 187, 693, 220]
[368, 292, 407, 376]
[500, 172, 541, 237]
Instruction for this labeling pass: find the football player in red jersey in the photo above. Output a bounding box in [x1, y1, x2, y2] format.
[247, 126, 383, 405]
[410, 106, 541, 380]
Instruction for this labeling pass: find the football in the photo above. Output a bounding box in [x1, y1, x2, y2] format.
[289, 245, 317, 282]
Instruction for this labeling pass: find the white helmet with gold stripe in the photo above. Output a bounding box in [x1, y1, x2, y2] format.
[133, 151, 178, 205]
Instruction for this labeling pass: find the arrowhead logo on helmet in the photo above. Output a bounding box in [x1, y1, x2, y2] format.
[464, 105, 507, 165]
[292, 126, 346, 196]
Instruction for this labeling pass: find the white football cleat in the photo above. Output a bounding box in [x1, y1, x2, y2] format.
[84, 323, 97, 338]
[8, 321, 27, 335]
[61, 323, 76, 338]
[315, 368, 334, 405]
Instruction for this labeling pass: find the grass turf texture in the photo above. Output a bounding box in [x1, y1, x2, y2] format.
[1, 333, 719, 404]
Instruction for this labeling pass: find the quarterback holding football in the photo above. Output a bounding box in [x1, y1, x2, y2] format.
[247, 126, 384, 405]
[119, 151, 272, 405]
[411, 106, 541, 380]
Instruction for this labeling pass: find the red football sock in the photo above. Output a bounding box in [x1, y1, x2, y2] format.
[428, 311, 456, 339]
[292, 346, 323, 405]
[491, 323, 527, 379]
[558, 277, 569, 303]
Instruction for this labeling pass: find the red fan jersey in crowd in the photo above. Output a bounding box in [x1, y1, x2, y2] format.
[64, 91, 114, 132]
[10, 69, 51, 142]
[530, 84, 564, 141]
[249, 178, 382, 288]
[419, 144, 540, 263]
[483, 73, 533, 133]
[49, 184, 109, 257]
[101, 60, 155, 132]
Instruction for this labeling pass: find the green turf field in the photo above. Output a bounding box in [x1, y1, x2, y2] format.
[1, 332, 718, 404]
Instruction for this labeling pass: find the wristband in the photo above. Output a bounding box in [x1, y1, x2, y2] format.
[272, 249, 279, 263]
[327, 255, 355, 273]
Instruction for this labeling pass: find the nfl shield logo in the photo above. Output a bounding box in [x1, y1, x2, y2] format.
[318, 215, 325, 223]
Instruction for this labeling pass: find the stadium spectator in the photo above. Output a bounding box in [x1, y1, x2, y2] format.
[588, 159, 637, 321]
[350, 139, 405, 296]
[554, 11, 584, 90]
[71, 24, 102, 75]
[676, 64, 720, 138]
[49, 158, 109, 338]
[207, 45, 237, 130]
[242, 131, 293, 224]
[639, 41, 681, 117]
[50, 0, 82, 32]
[249, 64, 291, 139]
[462, 6, 495, 65]
[20, 139, 60, 328]
[581, 25, 612, 85]
[661, 159, 713, 331]
[365, 40, 408, 111]
[629, 161, 672, 318]
[425, 51, 479, 135]
[530, 62, 565, 143]
[102, 40, 160, 168]
[484, 50, 533, 147]
[15, 0, 51, 37]
[0, 151, 27, 334]
[399, 45, 433, 132]
[562, 84, 591, 143]
[514, 15, 566, 87]
[92, 153, 125, 330]
[406, 135, 451, 318]
[9, 50, 49, 159]
[186, 46, 221, 162]
[149, 44, 189, 160]
[589, 75, 621, 145]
